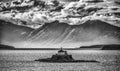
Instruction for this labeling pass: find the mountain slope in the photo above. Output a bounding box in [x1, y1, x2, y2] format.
[0, 20, 34, 46]
[26, 20, 120, 48]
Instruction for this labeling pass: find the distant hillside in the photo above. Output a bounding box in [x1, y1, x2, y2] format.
[0, 44, 120, 50]
[101, 44, 120, 50]
[80, 44, 120, 50]
[80, 45, 103, 50]
[0, 44, 15, 50]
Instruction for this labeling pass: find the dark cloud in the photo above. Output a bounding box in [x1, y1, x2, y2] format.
[62, 0, 80, 2]
[83, 0, 104, 3]
[0, 0, 120, 29]
[0, 0, 12, 2]
[114, 1, 120, 5]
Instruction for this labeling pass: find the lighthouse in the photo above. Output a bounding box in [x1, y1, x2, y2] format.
[57, 47, 67, 55]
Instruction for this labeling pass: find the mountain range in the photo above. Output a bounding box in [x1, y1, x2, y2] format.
[0, 19, 120, 48]
[0, 0, 120, 48]
[25, 20, 120, 48]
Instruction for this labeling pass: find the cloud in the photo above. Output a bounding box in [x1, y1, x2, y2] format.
[0, 0, 120, 29]
[80, 0, 104, 3]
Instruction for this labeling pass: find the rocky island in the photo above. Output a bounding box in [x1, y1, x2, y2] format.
[35, 48, 99, 63]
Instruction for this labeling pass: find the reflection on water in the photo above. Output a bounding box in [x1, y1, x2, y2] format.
[0, 50, 120, 71]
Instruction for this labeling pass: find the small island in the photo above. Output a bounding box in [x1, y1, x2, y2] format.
[35, 48, 99, 63]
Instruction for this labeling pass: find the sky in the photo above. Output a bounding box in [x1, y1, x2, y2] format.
[0, 0, 120, 29]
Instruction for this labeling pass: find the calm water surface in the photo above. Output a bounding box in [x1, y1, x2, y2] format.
[0, 50, 120, 71]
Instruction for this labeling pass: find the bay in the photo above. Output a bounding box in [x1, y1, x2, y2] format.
[0, 50, 120, 71]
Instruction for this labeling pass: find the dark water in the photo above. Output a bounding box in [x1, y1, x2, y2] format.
[0, 50, 120, 71]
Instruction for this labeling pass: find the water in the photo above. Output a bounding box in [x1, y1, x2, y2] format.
[0, 50, 120, 71]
